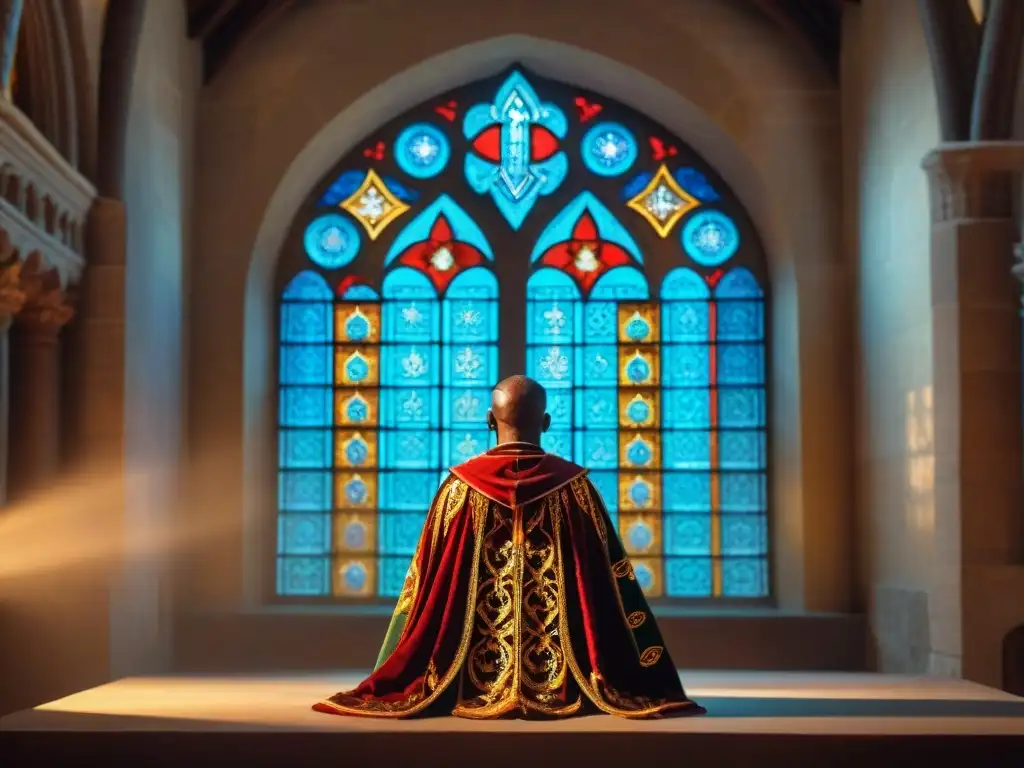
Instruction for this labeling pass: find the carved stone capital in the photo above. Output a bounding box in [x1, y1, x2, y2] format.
[13, 251, 73, 336]
[922, 141, 1024, 223]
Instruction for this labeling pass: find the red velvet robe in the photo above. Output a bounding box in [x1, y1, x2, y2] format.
[313, 443, 705, 719]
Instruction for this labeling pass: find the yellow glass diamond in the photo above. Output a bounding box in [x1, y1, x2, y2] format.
[340, 169, 409, 240]
[626, 164, 699, 238]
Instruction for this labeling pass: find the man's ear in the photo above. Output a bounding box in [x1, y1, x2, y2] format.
[542, 413, 551, 433]
[487, 410, 497, 431]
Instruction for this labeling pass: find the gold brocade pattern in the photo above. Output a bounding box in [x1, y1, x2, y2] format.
[627, 611, 646, 629]
[570, 476, 607, 547]
[442, 480, 470, 539]
[455, 490, 580, 717]
[639, 646, 664, 667]
[611, 557, 635, 580]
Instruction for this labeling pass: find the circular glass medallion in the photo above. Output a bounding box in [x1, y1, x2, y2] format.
[633, 563, 655, 592]
[681, 210, 740, 267]
[395, 123, 450, 179]
[303, 213, 361, 269]
[581, 122, 637, 177]
[628, 520, 654, 551]
[343, 520, 367, 550]
[342, 561, 367, 592]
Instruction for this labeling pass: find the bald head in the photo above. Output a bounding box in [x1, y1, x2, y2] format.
[487, 375, 550, 444]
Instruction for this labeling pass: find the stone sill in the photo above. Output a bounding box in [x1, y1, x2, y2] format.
[174, 606, 866, 673]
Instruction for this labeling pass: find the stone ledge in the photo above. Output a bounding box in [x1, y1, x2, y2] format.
[174, 609, 866, 673]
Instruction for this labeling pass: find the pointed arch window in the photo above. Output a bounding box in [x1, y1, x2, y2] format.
[275, 68, 769, 601]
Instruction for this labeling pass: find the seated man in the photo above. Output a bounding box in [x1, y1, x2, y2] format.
[314, 375, 705, 719]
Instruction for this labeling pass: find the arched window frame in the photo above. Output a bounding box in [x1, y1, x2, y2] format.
[273, 67, 770, 604]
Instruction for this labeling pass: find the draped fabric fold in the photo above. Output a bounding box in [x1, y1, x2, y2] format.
[314, 444, 704, 719]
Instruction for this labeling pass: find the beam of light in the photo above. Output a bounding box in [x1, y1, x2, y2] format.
[0, 454, 239, 581]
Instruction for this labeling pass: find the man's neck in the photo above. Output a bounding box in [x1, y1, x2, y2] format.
[495, 429, 543, 447]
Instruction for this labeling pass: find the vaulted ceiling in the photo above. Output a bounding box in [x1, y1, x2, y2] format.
[186, 0, 850, 83]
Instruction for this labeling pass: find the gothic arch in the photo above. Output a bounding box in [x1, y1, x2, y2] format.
[186, 9, 848, 615]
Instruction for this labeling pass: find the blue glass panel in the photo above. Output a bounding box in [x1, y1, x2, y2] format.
[395, 123, 450, 180]
[447, 430, 490, 464]
[379, 512, 427, 555]
[280, 387, 331, 427]
[462, 71, 568, 229]
[385, 195, 494, 265]
[447, 299, 497, 343]
[717, 300, 764, 341]
[580, 389, 618, 427]
[448, 265, 498, 298]
[446, 344, 496, 387]
[381, 471, 438, 511]
[342, 284, 379, 300]
[283, 270, 333, 300]
[582, 431, 618, 469]
[662, 345, 710, 387]
[526, 268, 582, 300]
[717, 344, 764, 385]
[718, 388, 765, 428]
[663, 388, 711, 429]
[379, 556, 414, 598]
[722, 557, 768, 597]
[447, 388, 490, 426]
[547, 390, 573, 426]
[663, 430, 711, 470]
[277, 556, 330, 595]
[663, 472, 711, 512]
[530, 191, 641, 263]
[381, 176, 419, 203]
[278, 512, 331, 555]
[665, 557, 713, 597]
[541, 430, 572, 460]
[681, 210, 740, 267]
[278, 471, 331, 511]
[381, 430, 440, 470]
[580, 346, 617, 385]
[722, 515, 768, 556]
[279, 429, 332, 469]
[380, 388, 441, 430]
[317, 170, 366, 207]
[382, 266, 438, 299]
[303, 213, 361, 269]
[674, 167, 720, 202]
[661, 267, 709, 300]
[580, 123, 638, 178]
[715, 267, 762, 299]
[720, 431, 767, 471]
[279, 345, 331, 385]
[662, 301, 709, 343]
[528, 298, 577, 345]
[664, 514, 712, 556]
[720, 472, 767, 512]
[281, 302, 332, 343]
[382, 344, 440, 386]
[589, 267, 649, 300]
[383, 299, 437, 343]
[583, 302, 616, 342]
[589, 471, 618, 512]
[529, 344, 573, 388]
[621, 171, 654, 203]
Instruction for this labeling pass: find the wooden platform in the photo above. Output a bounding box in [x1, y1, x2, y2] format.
[2, 671, 1023, 766]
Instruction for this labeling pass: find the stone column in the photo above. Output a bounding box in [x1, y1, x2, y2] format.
[7, 256, 73, 500]
[0, 0, 22, 100]
[923, 142, 1024, 687]
[0, 252, 24, 503]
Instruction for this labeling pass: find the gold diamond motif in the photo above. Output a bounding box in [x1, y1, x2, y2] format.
[339, 169, 409, 240]
[626, 164, 699, 238]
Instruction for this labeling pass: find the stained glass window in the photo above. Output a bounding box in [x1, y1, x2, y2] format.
[277, 67, 769, 601]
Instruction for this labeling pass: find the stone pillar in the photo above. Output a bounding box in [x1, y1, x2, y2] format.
[7, 256, 73, 500]
[0, 252, 24, 502]
[0, 0, 22, 100]
[923, 142, 1024, 687]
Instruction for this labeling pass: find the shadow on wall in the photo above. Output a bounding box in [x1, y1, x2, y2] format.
[1005, 625, 1024, 696]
